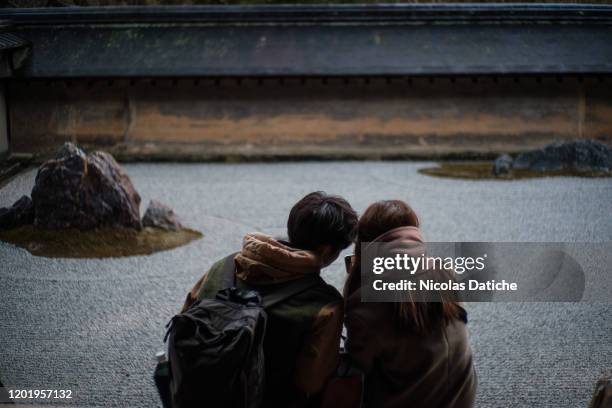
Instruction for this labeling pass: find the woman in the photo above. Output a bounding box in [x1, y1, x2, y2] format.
[344, 200, 477, 408]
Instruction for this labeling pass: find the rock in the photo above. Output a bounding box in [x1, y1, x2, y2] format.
[513, 140, 612, 172]
[0, 195, 34, 229]
[31, 143, 141, 229]
[142, 200, 182, 231]
[491, 153, 513, 176]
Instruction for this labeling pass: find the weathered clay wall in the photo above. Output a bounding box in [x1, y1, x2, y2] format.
[8, 77, 612, 160]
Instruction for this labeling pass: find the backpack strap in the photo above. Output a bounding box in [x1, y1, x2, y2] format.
[221, 252, 239, 290]
[262, 275, 322, 309]
[220, 252, 322, 309]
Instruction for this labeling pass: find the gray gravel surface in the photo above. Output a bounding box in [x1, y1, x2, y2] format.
[1, 162, 611, 407]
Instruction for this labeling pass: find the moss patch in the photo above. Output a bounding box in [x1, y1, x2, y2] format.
[0, 225, 203, 258]
[418, 162, 612, 180]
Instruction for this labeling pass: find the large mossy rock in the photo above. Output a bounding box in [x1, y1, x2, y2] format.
[31, 143, 141, 229]
[513, 140, 612, 173]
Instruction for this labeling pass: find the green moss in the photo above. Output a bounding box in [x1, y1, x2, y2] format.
[418, 162, 612, 180]
[0, 225, 203, 258]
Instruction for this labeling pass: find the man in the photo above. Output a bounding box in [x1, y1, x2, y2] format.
[181, 191, 358, 407]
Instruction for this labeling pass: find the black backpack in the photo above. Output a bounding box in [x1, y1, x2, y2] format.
[161, 254, 320, 408]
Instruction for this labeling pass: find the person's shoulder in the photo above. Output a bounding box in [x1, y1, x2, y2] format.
[308, 277, 343, 304]
[209, 255, 229, 271]
[197, 253, 235, 299]
[209, 254, 232, 277]
[313, 276, 340, 295]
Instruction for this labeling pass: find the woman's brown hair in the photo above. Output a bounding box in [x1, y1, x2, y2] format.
[346, 200, 461, 333]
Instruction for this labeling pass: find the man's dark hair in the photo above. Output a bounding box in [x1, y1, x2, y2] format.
[287, 191, 358, 251]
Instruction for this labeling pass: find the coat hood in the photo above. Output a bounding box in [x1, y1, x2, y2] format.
[235, 232, 324, 285]
[366, 225, 426, 260]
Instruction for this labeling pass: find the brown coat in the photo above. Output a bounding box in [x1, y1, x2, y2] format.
[345, 295, 476, 408]
[344, 226, 477, 408]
